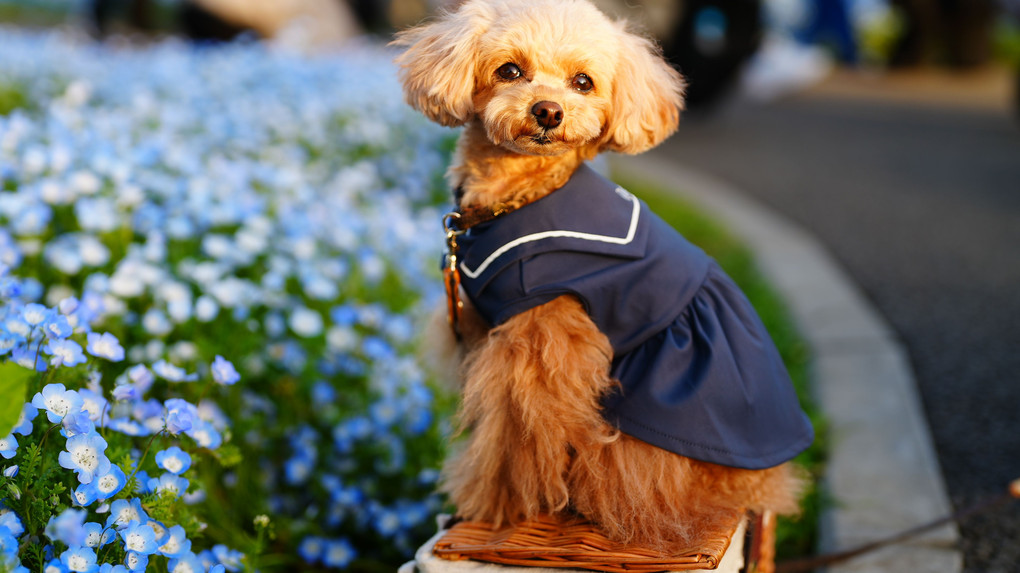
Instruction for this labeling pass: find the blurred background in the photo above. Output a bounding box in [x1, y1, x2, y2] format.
[2, 0, 1017, 571]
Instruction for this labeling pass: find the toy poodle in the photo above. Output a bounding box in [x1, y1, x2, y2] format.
[394, 0, 814, 553]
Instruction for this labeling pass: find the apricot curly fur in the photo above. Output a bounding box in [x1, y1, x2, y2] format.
[441, 296, 805, 551]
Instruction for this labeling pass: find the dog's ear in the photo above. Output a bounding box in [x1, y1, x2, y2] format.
[392, 5, 491, 127]
[600, 27, 685, 154]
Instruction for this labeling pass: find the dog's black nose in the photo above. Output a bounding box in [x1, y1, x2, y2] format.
[531, 101, 564, 129]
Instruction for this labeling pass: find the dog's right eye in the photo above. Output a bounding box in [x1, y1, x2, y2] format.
[496, 63, 522, 80]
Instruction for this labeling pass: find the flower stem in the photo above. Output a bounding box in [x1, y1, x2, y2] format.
[127, 429, 164, 485]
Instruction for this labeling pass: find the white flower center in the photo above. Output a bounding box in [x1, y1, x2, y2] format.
[172, 562, 195, 573]
[94, 339, 114, 355]
[0, 438, 9, 450]
[86, 530, 101, 547]
[163, 457, 183, 473]
[67, 555, 89, 571]
[328, 545, 350, 563]
[73, 446, 98, 471]
[48, 396, 70, 416]
[150, 522, 167, 539]
[126, 532, 146, 551]
[97, 474, 118, 493]
[83, 398, 101, 420]
[192, 430, 211, 447]
[75, 491, 89, 504]
[117, 507, 139, 525]
[126, 552, 140, 568]
[161, 536, 180, 554]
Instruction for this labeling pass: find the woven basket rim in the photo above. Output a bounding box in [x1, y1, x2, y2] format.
[433, 512, 745, 572]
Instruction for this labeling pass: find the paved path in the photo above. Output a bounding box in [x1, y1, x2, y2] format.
[645, 84, 1020, 572]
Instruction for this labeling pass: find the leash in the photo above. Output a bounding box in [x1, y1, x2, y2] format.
[441, 200, 518, 340]
[775, 478, 1020, 572]
[442, 212, 466, 340]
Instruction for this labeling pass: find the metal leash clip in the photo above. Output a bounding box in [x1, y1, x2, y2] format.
[442, 212, 465, 339]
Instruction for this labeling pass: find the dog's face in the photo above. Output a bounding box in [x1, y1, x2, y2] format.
[469, 4, 620, 156]
[393, 0, 684, 155]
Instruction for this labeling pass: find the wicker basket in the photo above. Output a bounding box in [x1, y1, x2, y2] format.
[433, 512, 747, 572]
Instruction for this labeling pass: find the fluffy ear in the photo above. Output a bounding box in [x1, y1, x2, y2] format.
[391, 5, 492, 127]
[601, 26, 685, 154]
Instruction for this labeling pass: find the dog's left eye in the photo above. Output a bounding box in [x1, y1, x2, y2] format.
[572, 73, 594, 92]
[497, 63, 523, 80]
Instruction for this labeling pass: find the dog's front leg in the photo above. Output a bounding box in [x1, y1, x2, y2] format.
[440, 295, 617, 526]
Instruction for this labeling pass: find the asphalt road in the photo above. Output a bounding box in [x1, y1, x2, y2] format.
[651, 91, 1020, 572]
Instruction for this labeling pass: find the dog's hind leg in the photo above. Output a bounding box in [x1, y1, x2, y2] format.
[440, 295, 618, 527]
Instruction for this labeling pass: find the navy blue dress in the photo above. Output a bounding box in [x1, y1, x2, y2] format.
[455, 164, 813, 470]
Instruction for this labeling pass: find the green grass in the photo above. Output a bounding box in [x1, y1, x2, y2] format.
[0, 82, 30, 116]
[617, 175, 828, 561]
[0, 4, 68, 27]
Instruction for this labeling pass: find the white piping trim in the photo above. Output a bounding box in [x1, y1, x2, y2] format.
[460, 187, 640, 279]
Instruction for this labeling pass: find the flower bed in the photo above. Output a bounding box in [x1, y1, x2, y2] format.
[0, 28, 457, 572]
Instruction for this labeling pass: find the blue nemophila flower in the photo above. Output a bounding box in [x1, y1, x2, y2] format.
[111, 385, 138, 402]
[72, 483, 98, 507]
[147, 473, 189, 497]
[12, 403, 37, 435]
[167, 553, 203, 573]
[0, 509, 24, 537]
[297, 536, 325, 563]
[42, 314, 73, 339]
[99, 564, 127, 573]
[32, 384, 83, 423]
[127, 364, 154, 392]
[61, 410, 95, 438]
[154, 447, 191, 475]
[58, 297, 79, 316]
[157, 525, 190, 559]
[130, 470, 152, 495]
[81, 522, 113, 548]
[60, 545, 98, 573]
[284, 454, 314, 486]
[106, 499, 148, 530]
[120, 521, 158, 555]
[2, 466, 17, 478]
[146, 520, 170, 546]
[105, 418, 149, 437]
[185, 419, 221, 449]
[3, 316, 32, 340]
[0, 435, 16, 459]
[19, 303, 49, 327]
[123, 550, 148, 573]
[164, 399, 196, 435]
[153, 360, 197, 383]
[322, 538, 356, 569]
[210, 545, 243, 572]
[12, 346, 46, 372]
[45, 508, 88, 547]
[59, 432, 111, 484]
[85, 332, 124, 362]
[43, 559, 68, 573]
[210, 355, 240, 385]
[0, 526, 18, 560]
[76, 389, 108, 423]
[0, 333, 18, 356]
[44, 339, 86, 368]
[94, 466, 127, 500]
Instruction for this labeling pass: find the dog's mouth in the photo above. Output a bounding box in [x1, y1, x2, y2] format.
[531, 134, 553, 145]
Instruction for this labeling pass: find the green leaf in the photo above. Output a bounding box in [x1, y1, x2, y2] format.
[0, 360, 31, 436]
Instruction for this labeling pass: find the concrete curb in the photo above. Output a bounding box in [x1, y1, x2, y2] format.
[612, 154, 962, 573]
